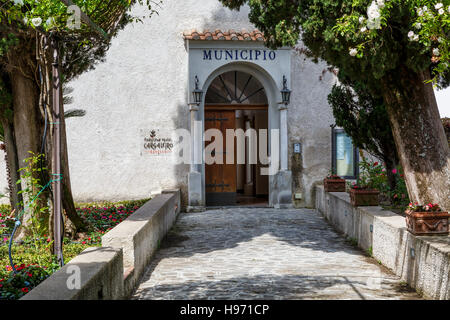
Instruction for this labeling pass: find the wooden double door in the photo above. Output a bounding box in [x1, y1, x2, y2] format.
[205, 110, 237, 206]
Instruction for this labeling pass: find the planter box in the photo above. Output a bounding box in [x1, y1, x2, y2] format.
[349, 188, 379, 206]
[405, 210, 450, 236]
[323, 178, 346, 192]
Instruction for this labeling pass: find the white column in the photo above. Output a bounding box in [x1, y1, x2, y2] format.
[279, 104, 288, 171]
[189, 104, 199, 172]
[188, 103, 203, 208]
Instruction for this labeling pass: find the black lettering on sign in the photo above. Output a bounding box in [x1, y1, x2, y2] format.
[202, 49, 277, 61]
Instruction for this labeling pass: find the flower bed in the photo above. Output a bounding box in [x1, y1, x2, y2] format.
[0, 264, 51, 300]
[0, 199, 148, 300]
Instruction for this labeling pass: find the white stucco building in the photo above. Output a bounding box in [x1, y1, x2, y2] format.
[0, 0, 362, 210]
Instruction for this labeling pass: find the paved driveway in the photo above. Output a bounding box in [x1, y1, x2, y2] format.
[132, 208, 421, 300]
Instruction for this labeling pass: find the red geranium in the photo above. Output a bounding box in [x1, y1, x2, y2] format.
[407, 202, 442, 213]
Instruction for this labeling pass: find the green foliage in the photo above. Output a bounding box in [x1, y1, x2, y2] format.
[0, 242, 90, 299]
[407, 202, 443, 211]
[221, 0, 449, 89]
[17, 152, 49, 235]
[16, 152, 51, 264]
[0, 204, 11, 213]
[354, 158, 410, 206]
[0, 264, 53, 300]
[366, 246, 373, 257]
[1, 0, 162, 81]
[1, 0, 161, 34]
[328, 81, 397, 164]
[0, 207, 14, 239]
[0, 197, 148, 299]
[77, 198, 149, 232]
[346, 237, 358, 246]
[357, 159, 388, 190]
[333, 0, 450, 85]
[0, 76, 13, 125]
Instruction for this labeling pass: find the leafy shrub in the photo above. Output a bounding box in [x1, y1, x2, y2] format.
[0, 211, 15, 240]
[0, 198, 149, 299]
[0, 264, 53, 300]
[351, 159, 410, 207]
[77, 199, 149, 232]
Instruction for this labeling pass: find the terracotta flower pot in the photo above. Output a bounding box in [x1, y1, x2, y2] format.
[349, 188, 379, 206]
[323, 178, 346, 192]
[405, 210, 450, 236]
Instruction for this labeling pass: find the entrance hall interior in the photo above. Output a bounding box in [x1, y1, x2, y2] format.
[204, 71, 269, 207]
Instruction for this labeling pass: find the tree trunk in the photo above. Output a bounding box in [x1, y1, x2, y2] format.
[9, 59, 50, 239]
[0, 117, 23, 213]
[5, 37, 85, 241]
[58, 70, 86, 234]
[381, 67, 450, 211]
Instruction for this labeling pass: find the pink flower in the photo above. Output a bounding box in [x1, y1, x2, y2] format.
[392, 169, 397, 174]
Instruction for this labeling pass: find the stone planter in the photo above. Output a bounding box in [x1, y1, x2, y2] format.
[405, 210, 450, 236]
[349, 188, 379, 206]
[323, 178, 346, 192]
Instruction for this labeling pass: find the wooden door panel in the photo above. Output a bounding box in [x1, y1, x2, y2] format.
[205, 111, 220, 193]
[220, 111, 236, 193]
[205, 110, 236, 205]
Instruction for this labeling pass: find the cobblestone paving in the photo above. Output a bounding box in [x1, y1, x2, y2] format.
[132, 208, 422, 300]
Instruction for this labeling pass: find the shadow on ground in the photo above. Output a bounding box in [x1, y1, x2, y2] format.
[134, 273, 419, 300]
[158, 208, 362, 258]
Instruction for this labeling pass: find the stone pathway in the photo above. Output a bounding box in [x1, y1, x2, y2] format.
[132, 208, 422, 300]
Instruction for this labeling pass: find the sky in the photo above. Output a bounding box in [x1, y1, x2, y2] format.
[436, 87, 450, 118]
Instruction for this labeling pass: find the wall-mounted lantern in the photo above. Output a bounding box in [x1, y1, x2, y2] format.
[281, 75, 291, 105]
[192, 75, 203, 105]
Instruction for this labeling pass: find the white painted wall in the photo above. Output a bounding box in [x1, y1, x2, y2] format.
[289, 49, 337, 207]
[0, 0, 337, 207]
[64, 0, 256, 204]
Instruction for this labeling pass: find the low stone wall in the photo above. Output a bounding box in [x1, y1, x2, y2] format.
[21, 189, 180, 300]
[22, 247, 124, 300]
[102, 189, 181, 297]
[315, 185, 450, 300]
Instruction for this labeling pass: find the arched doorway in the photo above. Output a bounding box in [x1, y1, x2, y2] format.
[204, 71, 269, 206]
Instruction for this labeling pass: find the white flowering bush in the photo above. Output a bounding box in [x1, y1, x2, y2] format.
[334, 0, 449, 86]
[2, 0, 160, 34]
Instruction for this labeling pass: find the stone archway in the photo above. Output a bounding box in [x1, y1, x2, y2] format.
[203, 70, 269, 206]
[187, 61, 292, 210]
